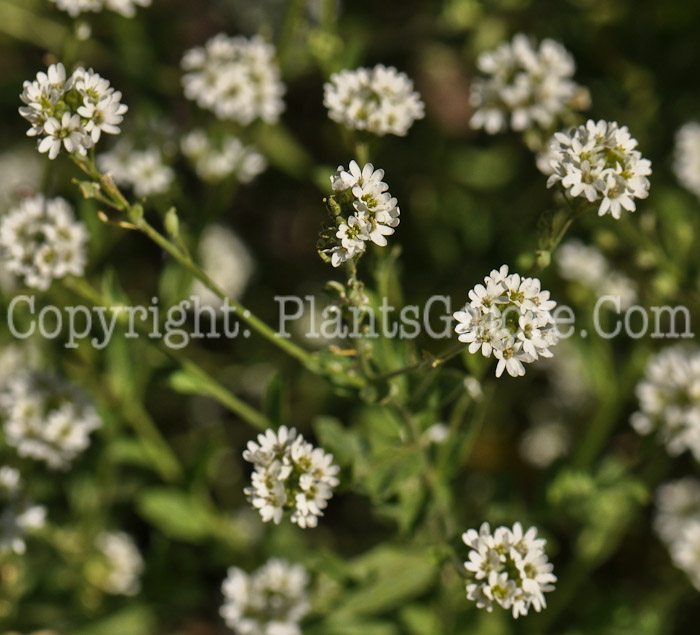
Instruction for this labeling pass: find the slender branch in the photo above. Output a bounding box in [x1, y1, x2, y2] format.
[62, 276, 273, 432]
[373, 342, 466, 383]
[69, 154, 367, 390]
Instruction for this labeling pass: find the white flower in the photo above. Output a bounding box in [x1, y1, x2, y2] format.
[462, 521, 556, 618]
[95, 531, 144, 595]
[182, 34, 285, 125]
[631, 346, 700, 461]
[322, 161, 400, 267]
[0, 503, 46, 555]
[50, 0, 151, 17]
[519, 420, 570, 468]
[556, 240, 637, 309]
[544, 119, 651, 219]
[19, 63, 127, 159]
[190, 224, 254, 310]
[669, 520, 700, 592]
[454, 265, 559, 377]
[243, 426, 340, 528]
[470, 34, 588, 135]
[181, 129, 267, 184]
[673, 122, 700, 200]
[98, 142, 173, 198]
[0, 371, 101, 470]
[0, 466, 21, 499]
[324, 64, 425, 136]
[654, 478, 700, 545]
[0, 195, 88, 291]
[653, 479, 700, 592]
[220, 558, 310, 634]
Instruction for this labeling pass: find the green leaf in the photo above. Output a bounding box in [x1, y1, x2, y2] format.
[334, 547, 437, 618]
[318, 621, 399, 635]
[137, 487, 215, 542]
[73, 605, 156, 635]
[167, 369, 210, 396]
[314, 416, 359, 468]
[399, 605, 443, 635]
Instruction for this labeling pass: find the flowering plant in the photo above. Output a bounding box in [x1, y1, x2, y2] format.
[1, 1, 700, 633]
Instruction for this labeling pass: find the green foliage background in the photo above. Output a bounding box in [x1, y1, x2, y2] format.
[1, 0, 700, 633]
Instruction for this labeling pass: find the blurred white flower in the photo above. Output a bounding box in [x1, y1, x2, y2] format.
[220, 558, 310, 634]
[243, 425, 340, 528]
[0, 371, 101, 470]
[470, 34, 588, 135]
[0, 148, 42, 211]
[631, 346, 700, 461]
[0, 504, 46, 555]
[324, 64, 425, 136]
[654, 479, 700, 592]
[544, 120, 651, 219]
[98, 142, 174, 198]
[181, 34, 285, 125]
[519, 420, 570, 468]
[654, 478, 700, 545]
[462, 521, 556, 617]
[50, 0, 151, 18]
[190, 225, 254, 309]
[669, 520, 700, 592]
[0, 466, 21, 500]
[556, 240, 637, 309]
[181, 129, 267, 184]
[0, 195, 88, 291]
[425, 423, 449, 444]
[19, 63, 127, 159]
[453, 265, 559, 378]
[95, 531, 144, 596]
[673, 122, 700, 200]
[0, 463, 46, 555]
[322, 161, 400, 267]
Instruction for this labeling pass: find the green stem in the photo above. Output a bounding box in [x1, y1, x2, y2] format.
[70, 154, 367, 390]
[531, 199, 596, 275]
[374, 342, 466, 383]
[137, 218, 325, 376]
[355, 140, 370, 166]
[278, 0, 306, 66]
[62, 276, 272, 432]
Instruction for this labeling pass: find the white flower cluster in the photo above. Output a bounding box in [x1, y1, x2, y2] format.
[654, 478, 700, 591]
[0, 195, 88, 291]
[98, 141, 174, 198]
[181, 130, 267, 184]
[323, 64, 425, 137]
[19, 63, 127, 160]
[321, 161, 400, 267]
[673, 122, 700, 200]
[181, 34, 285, 125]
[631, 346, 700, 461]
[556, 240, 637, 309]
[243, 425, 340, 529]
[220, 558, 310, 635]
[0, 371, 101, 470]
[190, 225, 254, 309]
[0, 466, 47, 555]
[453, 265, 559, 378]
[94, 531, 144, 596]
[543, 119, 652, 219]
[50, 0, 151, 17]
[462, 521, 556, 618]
[470, 34, 588, 135]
